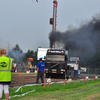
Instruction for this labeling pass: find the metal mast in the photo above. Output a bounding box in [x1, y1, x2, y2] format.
[50, 0, 58, 48]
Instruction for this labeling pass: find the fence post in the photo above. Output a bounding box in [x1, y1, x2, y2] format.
[88, 67, 89, 74]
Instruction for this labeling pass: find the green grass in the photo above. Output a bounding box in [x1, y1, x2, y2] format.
[2, 79, 100, 100]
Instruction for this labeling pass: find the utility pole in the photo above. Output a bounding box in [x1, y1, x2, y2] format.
[50, 0, 58, 48]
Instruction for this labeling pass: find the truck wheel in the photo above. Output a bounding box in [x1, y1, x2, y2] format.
[46, 73, 49, 78]
[62, 74, 66, 79]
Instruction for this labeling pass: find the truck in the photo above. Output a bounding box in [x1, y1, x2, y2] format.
[45, 48, 74, 79]
[67, 57, 80, 78]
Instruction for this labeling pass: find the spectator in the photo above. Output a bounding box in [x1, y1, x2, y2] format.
[36, 58, 45, 85]
[0, 48, 13, 100]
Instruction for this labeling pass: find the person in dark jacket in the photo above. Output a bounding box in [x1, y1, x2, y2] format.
[36, 58, 46, 85]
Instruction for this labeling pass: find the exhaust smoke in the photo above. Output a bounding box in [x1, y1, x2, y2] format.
[49, 14, 100, 58]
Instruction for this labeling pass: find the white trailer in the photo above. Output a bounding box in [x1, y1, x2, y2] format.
[37, 48, 49, 60]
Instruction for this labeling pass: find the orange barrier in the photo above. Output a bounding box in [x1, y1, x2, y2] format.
[43, 80, 46, 87]
[64, 79, 67, 86]
[35, 72, 36, 75]
[19, 72, 21, 76]
[83, 78, 85, 83]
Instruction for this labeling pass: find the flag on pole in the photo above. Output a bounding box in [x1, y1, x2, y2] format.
[36, 0, 38, 2]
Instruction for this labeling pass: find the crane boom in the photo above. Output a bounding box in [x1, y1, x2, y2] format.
[53, 0, 57, 31]
[50, 0, 58, 48]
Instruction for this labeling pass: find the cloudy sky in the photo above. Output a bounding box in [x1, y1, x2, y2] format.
[0, 0, 100, 53]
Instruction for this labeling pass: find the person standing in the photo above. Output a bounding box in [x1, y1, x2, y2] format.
[36, 58, 46, 85]
[0, 48, 13, 100]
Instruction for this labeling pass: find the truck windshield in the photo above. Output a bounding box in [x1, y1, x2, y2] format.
[46, 55, 64, 61]
[68, 61, 77, 63]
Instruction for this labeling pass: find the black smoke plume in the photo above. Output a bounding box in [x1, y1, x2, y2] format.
[49, 14, 100, 58]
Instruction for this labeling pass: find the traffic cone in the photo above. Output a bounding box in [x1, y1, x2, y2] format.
[64, 79, 67, 86]
[34, 70, 37, 75]
[35, 71, 36, 75]
[19, 72, 21, 76]
[83, 78, 85, 83]
[43, 80, 46, 87]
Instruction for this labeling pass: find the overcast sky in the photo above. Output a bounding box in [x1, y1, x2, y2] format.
[0, 0, 100, 53]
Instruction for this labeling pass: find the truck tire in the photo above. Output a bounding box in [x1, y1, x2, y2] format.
[46, 73, 49, 78]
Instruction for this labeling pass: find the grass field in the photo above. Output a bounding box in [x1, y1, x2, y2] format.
[2, 79, 100, 100]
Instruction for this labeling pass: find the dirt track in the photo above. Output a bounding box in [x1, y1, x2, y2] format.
[10, 74, 64, 88]
[10, 74, 100, 88]
[10, 74, 36, 88]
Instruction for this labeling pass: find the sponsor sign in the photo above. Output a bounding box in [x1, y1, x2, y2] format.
[37, 48, 49, 60]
